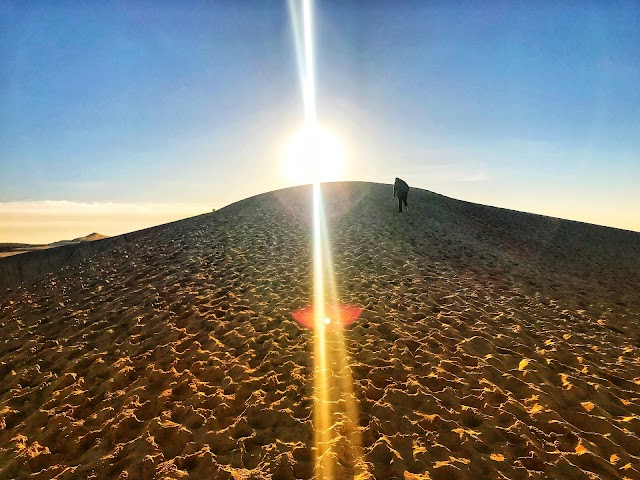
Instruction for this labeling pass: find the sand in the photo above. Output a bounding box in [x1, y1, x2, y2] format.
[1, 182, 639, 479]
[0, 233, 109, 259]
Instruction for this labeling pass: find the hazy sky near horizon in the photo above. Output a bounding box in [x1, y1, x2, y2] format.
[1, 0, 639, 242]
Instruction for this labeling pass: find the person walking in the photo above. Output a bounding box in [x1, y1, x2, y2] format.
[393, 177, 409, 213]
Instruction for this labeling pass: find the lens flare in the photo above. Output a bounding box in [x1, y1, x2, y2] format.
[309, 185, 365, 479]
[292, 304, 362, 331]
[289, 0, 316, 125]
[288, 1, 366, 476]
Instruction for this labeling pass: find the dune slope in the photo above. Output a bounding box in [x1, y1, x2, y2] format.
[1, 182, 639, 479]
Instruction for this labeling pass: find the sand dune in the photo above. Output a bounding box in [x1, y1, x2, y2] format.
[0, 233, 109, 259]
[1, 182, 639, 479]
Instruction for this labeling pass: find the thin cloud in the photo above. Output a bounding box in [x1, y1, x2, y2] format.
[0, 201, 212, 215]
[393, 148, 489, 183]
[460, 172, 489, 182]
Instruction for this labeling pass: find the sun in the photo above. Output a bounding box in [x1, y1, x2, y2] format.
[283, 124, 345, 185]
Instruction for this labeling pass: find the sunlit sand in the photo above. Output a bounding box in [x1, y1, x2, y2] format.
[1, 181, 639, 479]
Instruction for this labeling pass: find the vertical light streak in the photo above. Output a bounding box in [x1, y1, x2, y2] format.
[318, 195, 365, 478]
[312, 189, 365, 478]
[289, 1, 365, 477]
[312, 183, 332, 478]
[302, 0, 316, 125]
[299, 0, 332, 473]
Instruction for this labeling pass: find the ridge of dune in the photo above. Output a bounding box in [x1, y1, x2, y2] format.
[0, 233, 111, 260]
[71, 232, 110, 242]
[1, 181, 639, 479]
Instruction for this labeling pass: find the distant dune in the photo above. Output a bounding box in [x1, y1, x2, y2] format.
[70, 232, 110, 243]
[1, 182, 639, 479]
[0, 232, 109, 259]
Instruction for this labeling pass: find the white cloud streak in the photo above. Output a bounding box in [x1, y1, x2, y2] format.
[0, 201, 212, 216]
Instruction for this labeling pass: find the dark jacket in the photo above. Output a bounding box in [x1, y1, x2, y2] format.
[393, 178, 409, 199]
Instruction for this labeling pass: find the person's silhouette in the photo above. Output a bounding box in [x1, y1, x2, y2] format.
[393, 178, 409, 213]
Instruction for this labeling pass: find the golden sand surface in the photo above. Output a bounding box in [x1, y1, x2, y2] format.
[1, 182, 639, 479]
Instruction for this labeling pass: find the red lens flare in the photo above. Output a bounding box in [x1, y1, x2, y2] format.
[292, 304, 362, 331]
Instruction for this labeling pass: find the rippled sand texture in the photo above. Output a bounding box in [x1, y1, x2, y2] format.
[1, 182, 639, 479]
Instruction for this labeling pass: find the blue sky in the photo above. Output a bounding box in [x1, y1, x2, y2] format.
[1, 1, 638, 242]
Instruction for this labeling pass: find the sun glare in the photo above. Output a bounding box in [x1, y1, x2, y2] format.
[288, 0, 364, 477]
[284, 124, 345, 185]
